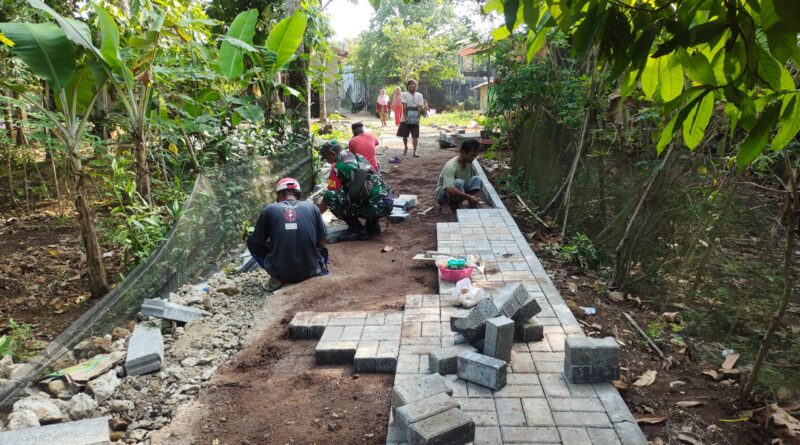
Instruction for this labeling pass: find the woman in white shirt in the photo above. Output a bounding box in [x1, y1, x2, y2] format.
[376, 89, 390, 127]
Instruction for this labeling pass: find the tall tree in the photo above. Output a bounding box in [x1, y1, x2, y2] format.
[351, 0, 470, 91]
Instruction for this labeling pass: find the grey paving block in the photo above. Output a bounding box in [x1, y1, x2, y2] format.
[521, 398, 555, 426]
[456, 351, 507, 391]
[511, 296, 542, 325]
[141, 298, 207, 323]
[500, 426, 560, 443]
[0, 416, 110, 445]
[392, 373, 453, 415]
[483, 316, 514, 362]
[564, 337, 620, 384]
[125, 324, 164, 375]
[389, 209, 411, 223]
[515, 318, 544, 342]
[451, 298, 500, 340]
[495, 398, 526, 426]
[614, 420, 648, 445]
[392, 197, 415, 210]
[474, 426, 502, 445]
[587, 427, 622, 444]
[326, 224, 349, 244]
[288, 312, 312, 339]
[593, 384, 636, 423]
[314, 340, 358, 365]
[471, 338, 485, 354]
[396, 392, 460, 433]
[429, 344, 477, 375]
[408, 408, 475, 445]
[376, 341, 400, 372]
[354, 340, 379, 372]
[558, 427, 592, 445]
[309, 313, 330, 338]
[552, 411, 612, 427]
[491, 283, 527, 318]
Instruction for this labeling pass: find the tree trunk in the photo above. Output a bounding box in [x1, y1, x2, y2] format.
[3, 143, 15, 206]
[319, 69, 328, 123]
[12, 92, 29, 147]
[740, 153, 798, 402]
[70, 140, 109, 297]
[133, 131, 151, 203]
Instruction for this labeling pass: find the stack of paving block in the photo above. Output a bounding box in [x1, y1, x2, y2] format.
[288, 310, 404, 372]
[564, 336, 620, 384]
[391, 374, 475, 445]
[389, 194, 416, 223]
[426, 283, 544, 391]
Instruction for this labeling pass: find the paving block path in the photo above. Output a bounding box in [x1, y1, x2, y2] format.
[384, 163, 647, 445]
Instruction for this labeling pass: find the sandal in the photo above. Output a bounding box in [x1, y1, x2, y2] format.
[263, 279, 284, 293]
[388, 156, 402, 164]
[412, 154, 420, 157]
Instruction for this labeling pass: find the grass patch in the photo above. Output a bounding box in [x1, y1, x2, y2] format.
[421, 111, 484, 128]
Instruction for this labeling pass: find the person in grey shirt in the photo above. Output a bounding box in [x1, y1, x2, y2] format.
[247, 177, 328, 292]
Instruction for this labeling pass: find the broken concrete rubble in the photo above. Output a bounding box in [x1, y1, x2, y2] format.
[140, 299, 208, 323]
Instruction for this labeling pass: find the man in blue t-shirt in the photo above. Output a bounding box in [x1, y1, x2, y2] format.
[247, 178, 328, 292]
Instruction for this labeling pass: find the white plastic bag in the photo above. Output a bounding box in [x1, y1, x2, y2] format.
[451, 278, 486, 308]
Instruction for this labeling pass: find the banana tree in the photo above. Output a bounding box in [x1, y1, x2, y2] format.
[27, 0, 167, 203]
[0, 20, 110, 297]
[217, 9, 308, 126]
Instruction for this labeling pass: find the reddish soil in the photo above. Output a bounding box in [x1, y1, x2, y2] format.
[187, 140, 457, 445]
[485, 151, 777, 444]
[0, 204, 123, 341]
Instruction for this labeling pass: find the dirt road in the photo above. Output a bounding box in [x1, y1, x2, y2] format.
[152, 116, 458, 444]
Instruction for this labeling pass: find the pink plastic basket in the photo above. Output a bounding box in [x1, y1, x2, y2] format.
[437, 265, 474, 282]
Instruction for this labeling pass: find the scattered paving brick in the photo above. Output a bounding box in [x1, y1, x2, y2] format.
[564, 336, 620, 384]
[515, 318, 544, 342]
[392, 373, 454, 416]
[395, 392, 461, 433]
[140, 298, 207, 323]
[0, 416, 110, 445]
[428, 344, 478, 375]
[457, 351, 507, 391]
[484, 316, 514, 362]
[125, 324, 164, 376]
[407, 408, 475, 445]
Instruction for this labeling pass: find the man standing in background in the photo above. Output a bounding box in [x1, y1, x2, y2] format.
[397, 79, 424, 158]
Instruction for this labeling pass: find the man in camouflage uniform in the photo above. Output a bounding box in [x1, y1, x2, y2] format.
[319, 141, 392, 241]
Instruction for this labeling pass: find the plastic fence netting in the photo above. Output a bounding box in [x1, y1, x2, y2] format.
[0, 147, 313, 407]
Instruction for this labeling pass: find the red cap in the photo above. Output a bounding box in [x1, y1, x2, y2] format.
[276, 177, 301, 193]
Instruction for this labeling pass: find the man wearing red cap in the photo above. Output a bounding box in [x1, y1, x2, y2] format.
[247, 178, 328, 292]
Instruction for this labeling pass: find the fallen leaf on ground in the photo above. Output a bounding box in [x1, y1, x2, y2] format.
[634, 414, 667, 424]
[721, 353, 740, 370]
[677, 432, 704, 445]
[661, 312, 679, 322]
[627, 294, 642, 305]
[702, 370, 719, 380]
[772, 403, 800, 433]
[676, 401, 704, 408]
[381, 246, 394, 253]
[633, 370, 657, 387]
[608, 291, 624, 302]
[669, 380, 686, 388]
[612, 380, 629, 390]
